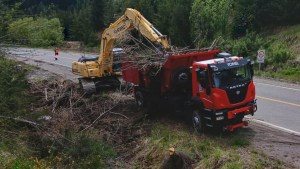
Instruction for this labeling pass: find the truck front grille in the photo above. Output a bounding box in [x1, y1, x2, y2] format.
[226, 87, 247, 104]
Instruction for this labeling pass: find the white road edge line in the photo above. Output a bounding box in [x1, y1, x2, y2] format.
[245, 116, 300, 137]
[256, 82, 300, 91]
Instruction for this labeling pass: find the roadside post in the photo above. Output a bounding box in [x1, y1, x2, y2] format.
[257, 50, 265, 72]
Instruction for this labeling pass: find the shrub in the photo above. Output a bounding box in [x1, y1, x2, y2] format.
[220, 31, 271, 61]
[8, 17, 64, 47]
[268, 44, 291, 64]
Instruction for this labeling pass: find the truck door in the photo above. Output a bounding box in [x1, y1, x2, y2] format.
[194, 67, 213, 108]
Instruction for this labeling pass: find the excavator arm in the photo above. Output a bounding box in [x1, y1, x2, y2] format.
[72, 8, 169, 93]
[98, 8, 170, 74]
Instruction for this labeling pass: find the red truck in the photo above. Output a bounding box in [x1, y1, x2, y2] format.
[122, 50, 257, 131]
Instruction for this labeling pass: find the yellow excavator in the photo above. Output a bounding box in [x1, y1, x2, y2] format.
[72, 8, 170, 93]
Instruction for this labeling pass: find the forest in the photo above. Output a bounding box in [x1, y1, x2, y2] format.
[1, 0, 300, 46]
[1, 0, 300, 71]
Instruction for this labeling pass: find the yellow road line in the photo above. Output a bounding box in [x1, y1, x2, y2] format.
[256, 95, 300, 107]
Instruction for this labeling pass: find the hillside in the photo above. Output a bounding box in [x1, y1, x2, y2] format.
[249, 25, 300, 82]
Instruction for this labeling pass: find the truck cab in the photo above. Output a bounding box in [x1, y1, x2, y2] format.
[191, 53, 257, 131]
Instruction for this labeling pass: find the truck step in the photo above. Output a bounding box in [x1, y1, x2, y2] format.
[206, 124, 213, 127]
[204, 117, 211, 120]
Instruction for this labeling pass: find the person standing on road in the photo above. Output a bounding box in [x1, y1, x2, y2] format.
[55, 48, 59, 60]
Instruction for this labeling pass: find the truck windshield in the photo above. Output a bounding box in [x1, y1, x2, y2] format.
[211, 65, 251, 88]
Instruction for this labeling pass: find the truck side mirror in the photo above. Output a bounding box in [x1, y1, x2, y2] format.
[250, 61, 254, 78]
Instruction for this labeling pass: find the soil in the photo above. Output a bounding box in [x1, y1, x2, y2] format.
[242, 122, 300, 168]
[6, 54, 300, 168]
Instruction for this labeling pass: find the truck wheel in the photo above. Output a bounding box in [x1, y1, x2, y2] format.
[135, 90, 146, 108]
[192, 109, 205, 132]
[171, 66, 190, 87]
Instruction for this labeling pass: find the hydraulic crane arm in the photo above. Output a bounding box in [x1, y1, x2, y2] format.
[98, 8, 170, 66]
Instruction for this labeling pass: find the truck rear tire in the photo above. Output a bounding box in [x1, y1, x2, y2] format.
[191, 109, 205, 132]
[135, 90, 146, 108]
[171, 66, 190, 87]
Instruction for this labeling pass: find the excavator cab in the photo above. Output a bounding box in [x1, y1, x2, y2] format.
[111, 48, 124, 72]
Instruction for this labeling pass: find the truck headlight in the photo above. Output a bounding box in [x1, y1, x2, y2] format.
[216, 116, 224, 121]
[253, 105, 257, 112]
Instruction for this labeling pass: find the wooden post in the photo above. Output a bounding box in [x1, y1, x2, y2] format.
[45, 88, 48, 100]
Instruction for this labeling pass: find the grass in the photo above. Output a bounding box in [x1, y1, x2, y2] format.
[257, 66, 300, 82]
[278, 25, 300, 36]
[230, 134, 250, 148]
[0, 51, 118, 168]
[130, 122, 286, 169]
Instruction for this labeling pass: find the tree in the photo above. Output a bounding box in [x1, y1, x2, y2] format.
[8, 17, 64, 46]
[154, 0, 193, 47]
[122, 0, 154, 22]
[69, 0, 99, 46]
[255, 0, 300, 26]
[190, 0, 234, 47]
[103, 0, 122, 27]
[0, 1, 21, 39]
[90, 0, 106, 32]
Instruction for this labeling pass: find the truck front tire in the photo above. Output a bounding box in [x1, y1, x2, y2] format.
[191, 109, 205, 132]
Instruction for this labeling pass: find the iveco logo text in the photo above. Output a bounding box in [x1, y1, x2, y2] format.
[229, 84, 245, 89]
[227, 62, 239, 67]
[114, 25, 126, 34]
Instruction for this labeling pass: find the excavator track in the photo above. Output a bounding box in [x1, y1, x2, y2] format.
[79, 78, 96, 94]
[79, 76, 121, 94]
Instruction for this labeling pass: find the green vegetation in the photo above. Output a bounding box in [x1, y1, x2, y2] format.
[8, 17, 64, 46]
[1, 0, 300, 81]
[5, 134, 116, 169]
[0, 52, 31, 118]
[133, 123, 285, 168]
[0, 51, 116, 168]
[190, 0, 234, 47]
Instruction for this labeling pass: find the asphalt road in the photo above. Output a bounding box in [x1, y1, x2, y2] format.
[4, 47, 300, 132]
[5, 47, 80, 68]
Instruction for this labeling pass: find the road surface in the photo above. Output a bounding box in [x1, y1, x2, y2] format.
[4, 47, 300, 132]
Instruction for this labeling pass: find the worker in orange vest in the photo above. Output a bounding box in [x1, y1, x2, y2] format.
[55, 48, 59, 60]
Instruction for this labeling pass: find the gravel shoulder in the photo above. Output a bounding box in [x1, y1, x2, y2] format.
[6, 53, 300, 168]
[243, 121, 300, 168]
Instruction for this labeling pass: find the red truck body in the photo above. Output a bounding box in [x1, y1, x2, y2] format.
[122, 50, 257, 131]
[123, 50, 219, 92]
